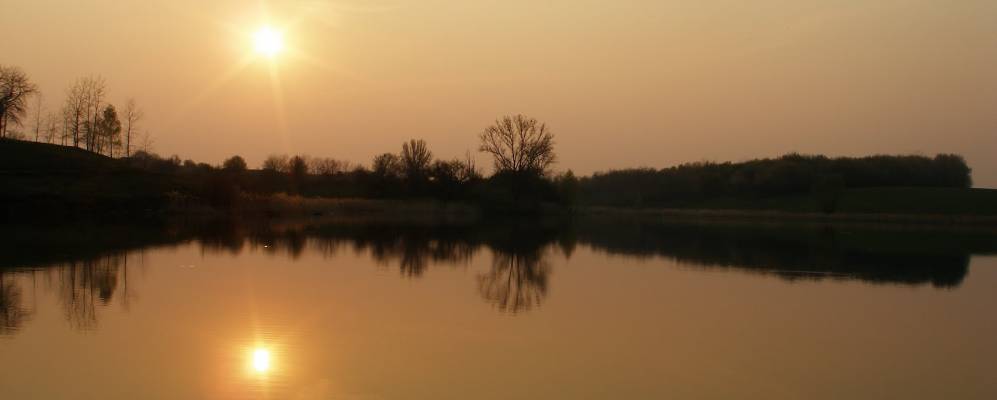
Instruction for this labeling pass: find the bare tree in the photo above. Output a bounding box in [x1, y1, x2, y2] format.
[78, 75, 106, 152]
[372, 153, 403, 179]
[64, 80, 87, 147]
[262, 154, 290, 172]
[31, 92, 43, 142]
[138, 130, 154, 153]
[0, 65, 39, 138]
[44, 111, 61, 144]
[309, 157, 349, 175]
[457, 151, 481, 182]
[122, 98, 143, 157]
[400, 139, 433, 180]
[478, 114, 556, 175]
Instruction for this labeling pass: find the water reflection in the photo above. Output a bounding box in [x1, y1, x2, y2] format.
[572, 219, 987, 288]
[0, 271, 33, 335]
[1, 251, 140, 334]
[478, 252, 550, 313]
[56, 254, 125, 330]
[1, 217, 995, 334]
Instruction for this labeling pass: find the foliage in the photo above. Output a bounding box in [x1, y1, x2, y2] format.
[222, 155, 247, 172]
[96, 104, 122, 156]
[579, 153, 973, 209]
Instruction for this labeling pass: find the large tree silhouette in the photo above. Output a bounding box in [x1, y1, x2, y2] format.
[0, 65, 38, 138]
[479, 114, 556, 175]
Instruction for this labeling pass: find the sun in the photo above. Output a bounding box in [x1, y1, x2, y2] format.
[252, 348, 271, 373]
[253, 27, 284, 58]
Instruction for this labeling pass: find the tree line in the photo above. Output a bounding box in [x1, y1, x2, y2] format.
[578, 153, 972, 209]
[0, 65, 146, 157]
[4, 64, 976, 214]
[121, 114, 575, 212]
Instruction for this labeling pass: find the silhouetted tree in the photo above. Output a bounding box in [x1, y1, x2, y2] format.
[479, 114, 556, 175]
[372, 153, 402, 179]
[400, 139, 433, 180]
[456, 151, 482, 182]
[369, 152, 403, 197]
[138, 129, 154, 153]
[554, 170, 579, 207]
[288, 155, 308, 193]
[63, 80, 87, 147]
[97, 104, 122, 156]
[309, 157, 348, 175]
[262, 154, 290, 172]
[0, 65, 38, 138]
[579, 153, 974, 209]
[43, 110, 60, 144]
[30, 91, 43, 142]
[122, 98, 143, 157]
[79, 75, 106, 152]
[223, 155, 248, 172]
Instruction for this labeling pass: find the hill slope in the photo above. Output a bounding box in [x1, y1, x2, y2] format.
[0, 139, 178, 220]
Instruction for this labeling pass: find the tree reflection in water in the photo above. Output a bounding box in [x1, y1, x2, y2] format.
[0, 271, 33, 335]
[56, 253, 125, 331]
[478, 251, 550, 314]
[0, 252, 136, 334]
[2, 217, 995, 334]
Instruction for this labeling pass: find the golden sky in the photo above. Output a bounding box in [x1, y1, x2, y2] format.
[3, 0, 996, 186]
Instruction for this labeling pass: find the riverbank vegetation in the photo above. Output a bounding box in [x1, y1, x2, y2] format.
[2, 63, 991, 220]
[5, 134, 992, 221]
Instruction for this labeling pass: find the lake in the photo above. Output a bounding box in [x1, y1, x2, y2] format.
[1, 217, 996, 399]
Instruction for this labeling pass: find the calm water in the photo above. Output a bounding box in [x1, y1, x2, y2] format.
[1, 218, 996, 399]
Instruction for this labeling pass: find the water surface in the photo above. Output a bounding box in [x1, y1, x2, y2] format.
[1, 218, 996, 399]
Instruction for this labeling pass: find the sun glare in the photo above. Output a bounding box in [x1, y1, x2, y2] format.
[253, 27, 283, 58]
[252, 348, 271, 373]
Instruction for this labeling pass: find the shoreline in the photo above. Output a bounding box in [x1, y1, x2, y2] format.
[579, 206, 997, 229]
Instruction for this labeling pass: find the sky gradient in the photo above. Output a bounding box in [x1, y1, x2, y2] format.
[3, 0, 996, 186]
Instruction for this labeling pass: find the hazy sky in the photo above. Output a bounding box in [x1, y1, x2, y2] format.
[3, 0, 996, 186]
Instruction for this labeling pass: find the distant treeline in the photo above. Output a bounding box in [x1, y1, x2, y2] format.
[2, 84, 979, 217]
[119, 115, 576, 213]
[578, 154, 971, 209]
[1, 63, 983, 216]
[123, 147, 577, 214]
